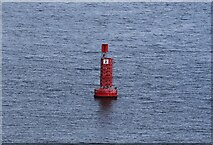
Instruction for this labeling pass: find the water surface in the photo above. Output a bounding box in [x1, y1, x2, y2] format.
[2, 2, 211, 143]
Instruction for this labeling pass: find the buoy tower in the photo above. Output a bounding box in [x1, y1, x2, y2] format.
[94, 44, 118, 98]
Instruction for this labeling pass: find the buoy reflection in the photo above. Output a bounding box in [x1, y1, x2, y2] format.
[95, 98, 116, 116]
[95, 98, 117, 140]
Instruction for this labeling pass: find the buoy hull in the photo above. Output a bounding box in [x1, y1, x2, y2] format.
[94, 87, 118, 98]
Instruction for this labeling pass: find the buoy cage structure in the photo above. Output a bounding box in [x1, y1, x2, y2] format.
[94, 44, 118, 98]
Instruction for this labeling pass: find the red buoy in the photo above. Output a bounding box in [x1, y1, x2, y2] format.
[94, 44, 118, 98]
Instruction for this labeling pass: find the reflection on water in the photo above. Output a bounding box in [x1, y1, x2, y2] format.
[95, 98, 117, 141]
[95, 98, 116, 116]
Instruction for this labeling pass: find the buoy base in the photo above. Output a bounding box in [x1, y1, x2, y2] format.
[94, 87, 118, 98]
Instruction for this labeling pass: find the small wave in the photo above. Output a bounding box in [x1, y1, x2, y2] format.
[47, 88, 62, 92]
[83, 51, 99, 54]
[75, 68, 93, 71]
[24, 55, 50, 61]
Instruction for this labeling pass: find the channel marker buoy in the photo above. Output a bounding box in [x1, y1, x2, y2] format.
[94, 44, 118, 98]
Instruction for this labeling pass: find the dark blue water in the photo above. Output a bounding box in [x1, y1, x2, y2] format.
[2, 2, 211, 143]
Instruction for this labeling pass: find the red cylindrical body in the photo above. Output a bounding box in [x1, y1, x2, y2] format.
[94, 44, 117, 98]
[100, 58, 113, 87]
